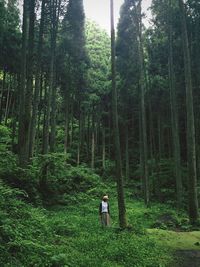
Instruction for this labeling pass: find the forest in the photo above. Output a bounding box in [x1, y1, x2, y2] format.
[0, 0, 200, 266]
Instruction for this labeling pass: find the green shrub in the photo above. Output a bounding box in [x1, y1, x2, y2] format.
[0, 125, 11, 151]
[32, 153, 106, 204]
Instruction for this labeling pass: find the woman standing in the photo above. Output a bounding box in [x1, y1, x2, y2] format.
[99, 195, 110, 226]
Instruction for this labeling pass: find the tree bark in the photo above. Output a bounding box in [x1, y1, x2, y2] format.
[50, 0, 61, 152]
[0, 70, 6, 123]
[64, 89, 69, 153]
[102, 125, 106, 170]
[168, 0, 183, 209]
[91, 105, 95, 169]
[18, 0, 28, 166]
[29, 0, 46, 158]
[179, 0, 199, 223]
[110, 0, 127, 229]
[125, 123, 129, 180]
[136, 0, 149, 206]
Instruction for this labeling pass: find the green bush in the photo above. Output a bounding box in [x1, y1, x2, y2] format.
[0, 151, 108, 205]
[33, 153, 107, 204]
[0, 125, 11, 151]
[0, 152, 41, 204]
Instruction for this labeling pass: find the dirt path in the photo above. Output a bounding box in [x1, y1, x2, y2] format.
[148, 229, 200, 266]
[175, 250, 200, 267]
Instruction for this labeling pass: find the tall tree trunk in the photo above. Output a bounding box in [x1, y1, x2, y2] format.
[136, 1, 149, 206]
[50, 0, 61, 152]
[77, 117, 81, 166]
[64, 89, 69, 153]
[110, 0, 127, 229]
[29, 0, 46, 158]
[42, 77, 50, 154]
[4, 75, 11, 124]
[156, 113, 162, 202]
[125, 123, 129, 180]
[18, 0, 28, 166]
[168, 0, 183, 209]
[179, 0, 199, 223]
[102, 124, 106, 170]
[35, 75, 43, 154]
[0, 70, 6, 123]
[25, 0, 35, 160]
[91, 107, 95, 169]
[69, 96, 74, 147]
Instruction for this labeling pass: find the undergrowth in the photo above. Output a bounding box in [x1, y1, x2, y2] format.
[0, 179, 173, 267]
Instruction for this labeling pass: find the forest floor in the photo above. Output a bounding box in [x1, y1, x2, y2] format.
[45, 190, 200, 267]
[2, 180, 200, 266]
[149, 229, 200, 266]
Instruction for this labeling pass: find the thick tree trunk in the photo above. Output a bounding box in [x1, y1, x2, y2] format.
[110, 0, 127, 229]
[179, 0, 199, 223]
[168, 0, 183, 209]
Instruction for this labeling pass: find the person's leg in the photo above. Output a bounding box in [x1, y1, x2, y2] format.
[102, 213, 106, 226]
[106, 213, 110, 226]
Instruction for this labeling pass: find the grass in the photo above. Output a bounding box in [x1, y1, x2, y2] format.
[0, 182, 173, 266]
[45, 196, 172, 267]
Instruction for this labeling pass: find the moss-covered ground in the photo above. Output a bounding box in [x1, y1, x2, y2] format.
[148, 229, 200, 250]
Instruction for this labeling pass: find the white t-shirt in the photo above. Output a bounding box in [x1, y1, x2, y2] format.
[101, 201, 108, 213]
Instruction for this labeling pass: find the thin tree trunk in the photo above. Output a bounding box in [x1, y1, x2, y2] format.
[64, 90, 69, 153]
[0, 70, 6, 123]
[156, 113, 162, 202]
[125, 124, 129, 180]
[29, 0, 45, 158]
[91, 108, 95, 169]
[4, 75, 11, 124]
[50, 0, 61, 152]
[110, 0, 127, 229]
[102, 125, 106, 170]
[42, 78, 50, 154]
[91, 106, 95, 169]
[136, 1, 149, 206]
[25, 0, 35, 160]
[69, 93, 74, 147]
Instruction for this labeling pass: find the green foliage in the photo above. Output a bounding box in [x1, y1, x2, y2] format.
[101, 159, 116, 180]
[0, 180, 172, 267]
[0, 0, 21, 72]
[0, 149, 41, 204]
[85, 20, 111, 96]
[0, 125, 11, 151]
[0, 149, 110, 205]
[32, 153, 107, 204]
